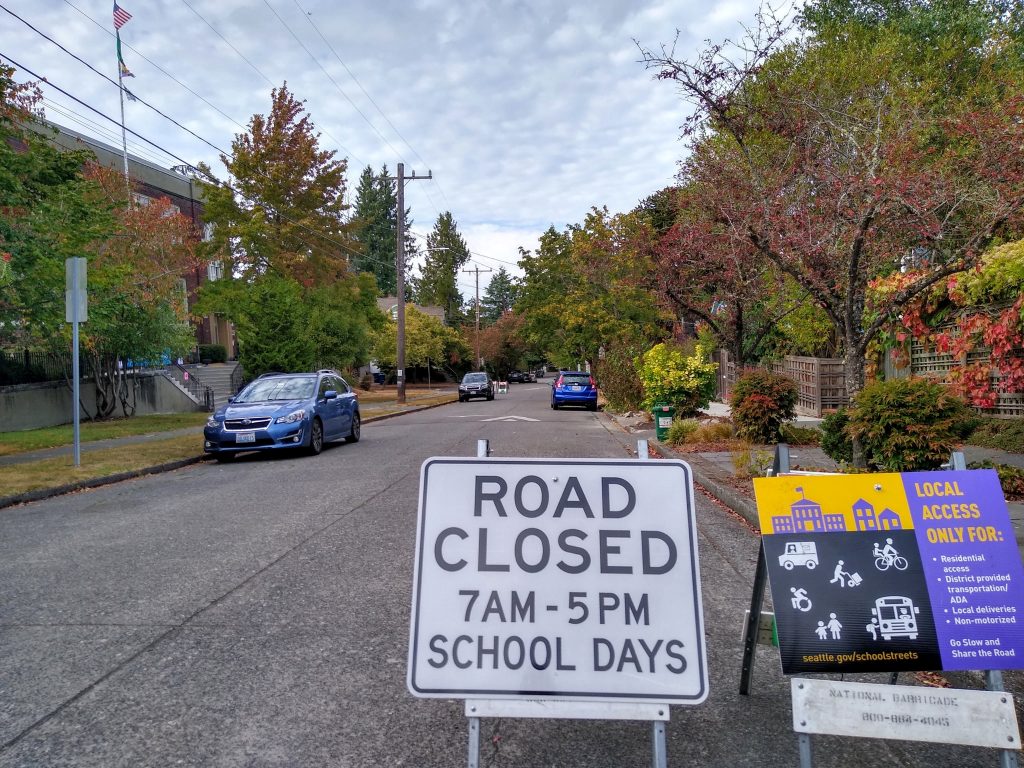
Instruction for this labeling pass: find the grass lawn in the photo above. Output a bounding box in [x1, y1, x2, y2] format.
[0, 434, 203, 499]
[0, 413, 210, 457]
[0, 392, 459, 500]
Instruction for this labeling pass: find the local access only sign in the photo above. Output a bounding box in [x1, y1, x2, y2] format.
[754, 469, 1024, 675]
[408, 458, 708, 703]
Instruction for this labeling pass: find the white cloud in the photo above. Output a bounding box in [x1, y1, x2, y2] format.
[1, 0, 778, 266]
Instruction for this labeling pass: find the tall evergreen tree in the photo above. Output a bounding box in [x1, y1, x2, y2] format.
[480, 266, 519, 325]
[416, 211, 470, 323]
[351, 164, 403, 295]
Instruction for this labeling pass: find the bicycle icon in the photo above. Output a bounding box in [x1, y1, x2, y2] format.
[873, 538, 908, 571]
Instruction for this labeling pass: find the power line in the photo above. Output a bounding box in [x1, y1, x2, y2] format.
[175, 0, 362, 166]
[1, 4, 232, 159]
[0, 55, 371, 267]
[291, 0, 451, 213]
[61, 0, 252, 136]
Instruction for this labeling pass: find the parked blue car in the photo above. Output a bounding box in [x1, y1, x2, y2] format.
[204, 370, 360, 461]
[550, 371, 598, 411]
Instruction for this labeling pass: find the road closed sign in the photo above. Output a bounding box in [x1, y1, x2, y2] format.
[407, 458, 708, 704]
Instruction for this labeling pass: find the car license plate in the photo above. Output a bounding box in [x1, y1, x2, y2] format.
[236, 431, 255, 443]
[571, 385, 582, 391]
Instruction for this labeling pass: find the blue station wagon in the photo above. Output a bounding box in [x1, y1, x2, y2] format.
[204, 371, 360, 460]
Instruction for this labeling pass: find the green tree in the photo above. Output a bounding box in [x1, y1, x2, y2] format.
[233, 273, 314, 376]
[372, 304, 464, 373]
[0, 67, 199, 417]
[350, 164, 415, 296]
[197, 84, 379, 374]
[480, 266, 519, 325]
[416, 211, 470, 322]
[641, 5, 1024, 462]
[517, 209, 668, 369]
[198, 83, 353, 287]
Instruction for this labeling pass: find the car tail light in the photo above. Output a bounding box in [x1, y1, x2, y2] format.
[589, 376, 596, 388]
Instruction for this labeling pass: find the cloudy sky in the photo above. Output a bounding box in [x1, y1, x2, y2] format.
[1, 0, 768, 295]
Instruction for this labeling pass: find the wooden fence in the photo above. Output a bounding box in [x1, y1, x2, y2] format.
[715, 350, 849, 418]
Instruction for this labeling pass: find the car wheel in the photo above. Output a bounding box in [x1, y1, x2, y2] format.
[587, 402, 598, 411]
[551, 401, 558, 410]
[459, 395, 466, 402]
[346, 412, 361, 443]
[308, 418, 324, 456]
[487, 393, 494, 400]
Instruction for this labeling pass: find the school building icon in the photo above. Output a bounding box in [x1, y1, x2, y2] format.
[771, 487, 847, 533]
[770, 490, 904, 534]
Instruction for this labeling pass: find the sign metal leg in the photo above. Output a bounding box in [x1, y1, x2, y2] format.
[467, 716, 480, 768]
[985, 671, 1019, 768]
[797, 733, 813, 768]
[740, 542, 768, 695]
[651, 720, 667, 768]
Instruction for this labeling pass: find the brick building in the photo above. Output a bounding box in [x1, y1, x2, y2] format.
[32, 122, 235, 359]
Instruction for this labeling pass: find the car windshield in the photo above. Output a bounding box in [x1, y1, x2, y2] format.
[560, 374, 590, 385]
[463, 373, 488, 384]
[236, 376, 316, 402]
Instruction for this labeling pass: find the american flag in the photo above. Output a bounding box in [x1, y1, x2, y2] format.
[113, 2, 132, 29]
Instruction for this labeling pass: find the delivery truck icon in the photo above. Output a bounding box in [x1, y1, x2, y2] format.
[779, 541, 819, 570]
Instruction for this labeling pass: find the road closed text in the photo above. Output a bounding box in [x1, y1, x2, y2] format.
[432, 474, 677, 575]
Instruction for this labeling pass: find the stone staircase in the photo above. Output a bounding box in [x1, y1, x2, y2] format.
[165, 361, 241, 411]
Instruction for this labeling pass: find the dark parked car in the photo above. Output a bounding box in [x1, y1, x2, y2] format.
[204, 370, 360, 460]
[507, 371, 525, 383]
[459, 371, 494, 401]
[550, 370, 598, 411]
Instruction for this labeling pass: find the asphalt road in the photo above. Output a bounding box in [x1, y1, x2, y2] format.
[0, 383, 997, 766]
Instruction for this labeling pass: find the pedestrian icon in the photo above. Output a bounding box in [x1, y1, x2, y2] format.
[826, 613, 843, 639]
[829, 560, 862, 588]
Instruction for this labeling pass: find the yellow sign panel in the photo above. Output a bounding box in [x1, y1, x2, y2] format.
[753, 474, 915, 535]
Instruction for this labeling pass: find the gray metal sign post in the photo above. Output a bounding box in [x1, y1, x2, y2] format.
[65, 258, 87, 466]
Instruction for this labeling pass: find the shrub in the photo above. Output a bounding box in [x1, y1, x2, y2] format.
[636, 342, 718, 416]
[729, 369, 798, 443]
[968, 461, 1024, 501]
[594, 342, 645, 412]
[665, 418, 700, 445]
[731, 445, 774, 478]
[359, 373, 373, 391]
[780, 424, 821, 446]
[819, 409, 853, 464]
[846, 378, 974, 471]
[198, 343, 227, 363]
[966, 417, 1024, 453]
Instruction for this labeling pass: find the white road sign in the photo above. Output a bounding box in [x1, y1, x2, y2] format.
[408, 458, 708, 704]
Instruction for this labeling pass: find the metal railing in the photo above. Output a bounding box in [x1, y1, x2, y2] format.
[167, 363, 214, 410]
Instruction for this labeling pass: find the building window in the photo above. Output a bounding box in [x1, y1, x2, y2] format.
[207, 261, 224, 281]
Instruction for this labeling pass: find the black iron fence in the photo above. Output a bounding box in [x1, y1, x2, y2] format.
[0, 349, 79, 386]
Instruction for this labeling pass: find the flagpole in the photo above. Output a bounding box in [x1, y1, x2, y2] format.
[115, 31, 130, 193]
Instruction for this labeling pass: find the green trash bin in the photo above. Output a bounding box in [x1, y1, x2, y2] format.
[652, 402, 675, 441]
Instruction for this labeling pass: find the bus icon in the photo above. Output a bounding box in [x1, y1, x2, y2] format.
[872, 596, 920, 640]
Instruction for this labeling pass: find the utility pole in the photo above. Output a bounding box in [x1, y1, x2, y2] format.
[393, 162, 431, 404]
[462, 264, 492, 369]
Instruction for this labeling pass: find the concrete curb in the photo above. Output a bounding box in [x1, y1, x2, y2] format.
[0, 455, 208, 511]
[0, 398, 459, 511]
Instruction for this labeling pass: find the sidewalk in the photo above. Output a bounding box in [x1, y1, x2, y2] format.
[606, 405, 1024, 549]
